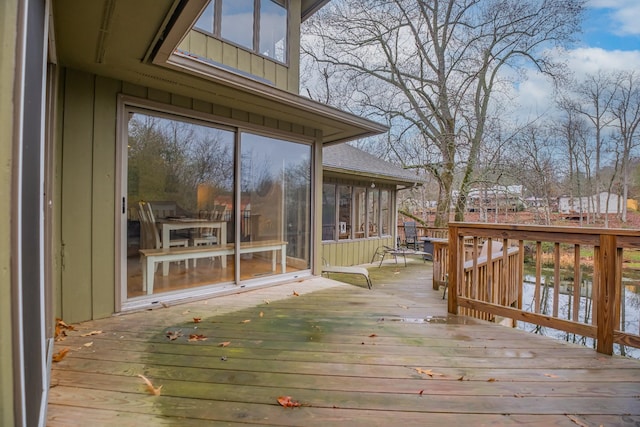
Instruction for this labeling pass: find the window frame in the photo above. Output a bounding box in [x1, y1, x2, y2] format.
[194, 0, 290, 65]
[321, 182, 394, 242]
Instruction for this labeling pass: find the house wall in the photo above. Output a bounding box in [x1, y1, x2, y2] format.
[0, 0, 17, 423]
[177, 1, 301, 93]
[322, 237, 395, 267]
[320, 176, 398, 266]
[57, 67, 318, 323]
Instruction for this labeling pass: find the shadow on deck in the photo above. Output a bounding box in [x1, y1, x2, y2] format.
[48, 259, 640, 426]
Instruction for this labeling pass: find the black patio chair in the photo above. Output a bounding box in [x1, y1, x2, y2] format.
[403, 221, 419, 250]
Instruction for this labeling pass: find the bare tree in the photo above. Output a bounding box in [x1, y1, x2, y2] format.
[611, 70, 640, 222]
[560, 71, 618, 217]
[508, 123, 561, 225]
[302, 0, 584, 226]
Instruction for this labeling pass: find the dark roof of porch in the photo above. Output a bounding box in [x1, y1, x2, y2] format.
[47, 259, 640, 425]
[323, 144, 423, 186]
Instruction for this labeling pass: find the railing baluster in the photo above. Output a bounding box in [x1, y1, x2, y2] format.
[573, 244, 581, 322]
[553, 242, 560, 318]
[535, 241, 541, 314]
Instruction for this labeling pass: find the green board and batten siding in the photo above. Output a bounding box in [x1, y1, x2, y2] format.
[1, 1, 17, 424]
[178, 0, 301, 93]
[322, 237, 395, 267]
[57, 70, 316, 324]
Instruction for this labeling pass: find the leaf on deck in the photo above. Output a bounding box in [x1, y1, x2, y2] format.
[292, 290, 300, 296]
[193, 317, 202, 323]
[241, 319, 251, 324]
[166, 330, 183, 341]
[188, 334, 208, 342]
[52, 348, 70, 363]
[80, 330, 103, 337]
[259, 311, 264, 318]
[566, 414, 592, 427]
[413, 367, 445, 378]
[277, 396, 301, 408]
[544, 373, 559, 378]
[138, 374, 162, 396]
[218, 341, 231, 347]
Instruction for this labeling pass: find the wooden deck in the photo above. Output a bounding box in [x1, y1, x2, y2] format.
[48, 260, 640, 426]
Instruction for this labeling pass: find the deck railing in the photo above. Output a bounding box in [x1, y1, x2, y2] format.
[447, 222, 640, 355]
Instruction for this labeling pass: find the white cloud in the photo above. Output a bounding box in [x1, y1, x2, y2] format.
[588, 0, 640, 36]
[564, 47, 640, 74]
[501, 47, 640, 123]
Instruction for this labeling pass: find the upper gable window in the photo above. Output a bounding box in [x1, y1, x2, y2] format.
[195, 0, 288, 64]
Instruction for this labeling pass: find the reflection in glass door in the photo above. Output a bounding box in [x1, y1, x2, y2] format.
[125, 110, 235, 299]
[239, 133, 311, 279]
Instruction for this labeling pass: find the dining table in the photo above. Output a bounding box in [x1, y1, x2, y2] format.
[158, 217, 227, 275]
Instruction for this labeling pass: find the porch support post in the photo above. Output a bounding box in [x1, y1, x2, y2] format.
[596, 234, 617, 355]
[447, 224, 459, 314]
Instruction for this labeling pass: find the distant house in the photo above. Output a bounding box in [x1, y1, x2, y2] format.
[464, 185, 525, 212]
[558, 192, 624, 215]
[321, 144, 425, 266]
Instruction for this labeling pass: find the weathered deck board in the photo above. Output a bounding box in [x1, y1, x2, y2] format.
[48, 260, 640, 426]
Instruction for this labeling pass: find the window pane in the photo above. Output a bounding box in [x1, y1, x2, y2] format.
[126, 112, 235, 298]
[380, 190, 391, 236]
[221, 0, 254, 50]
[322, 183, 336, 240]
[259, 0, 287, 62]
[368, 189, 379, 237]
[338, 185, 352, 240]
[194, 2, 214, 34]
[240, 133, 311, 276]
[354, 187, 366, 239]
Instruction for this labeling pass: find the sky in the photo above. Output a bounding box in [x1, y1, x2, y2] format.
[511, 0, 640, 120]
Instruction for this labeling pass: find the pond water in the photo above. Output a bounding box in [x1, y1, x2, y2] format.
[518, 267, 640, 359]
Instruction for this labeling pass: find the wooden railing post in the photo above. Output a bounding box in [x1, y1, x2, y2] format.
[596, 235, 617, 355]
[448, 225, 459, 314]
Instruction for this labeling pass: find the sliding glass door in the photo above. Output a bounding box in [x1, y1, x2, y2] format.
[121, 103, 311, 305]
[124, 109, 236, 299]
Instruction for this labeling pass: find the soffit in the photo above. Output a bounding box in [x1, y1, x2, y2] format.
[52, 0, 385, 145]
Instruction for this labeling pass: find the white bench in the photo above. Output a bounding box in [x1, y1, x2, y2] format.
[140, 240, 287, 294]
[321, 264, 372, 289]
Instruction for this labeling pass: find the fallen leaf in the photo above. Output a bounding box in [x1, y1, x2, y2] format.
[161, 302, 169, 308]
[487, 378, 497, 382]
[399, 305, 408, 309]
[138, 374, 162, 396]
[544, 373, 559, 378]
[52, 348, 70, 363]
[566, 415, 592, 427]
[259, 311, 264, 318]
[414, 368, 445, 378]
[292, 290, 299, 296]
[418, 390, 424, 396]
[83, 342, 94, 347]
[166, 330, 183, 341]
[458, 376, 465, 381]
[369, 334, 377, 338]
[193, 317, 202, 323]
[56, 318, 75, 331]
[277, 396, 301, 408]
[188, 334, 207, 342]
[218, 341, 231, 347]
[80, 330, 102, 337]
[263, 299, 270, 304]
[55, 330, 67, 342]
[241, 319, 251, 324]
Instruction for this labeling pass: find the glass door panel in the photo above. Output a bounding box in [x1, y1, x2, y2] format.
[125, 111, 235, 299]
[239, 133, 311, 279]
